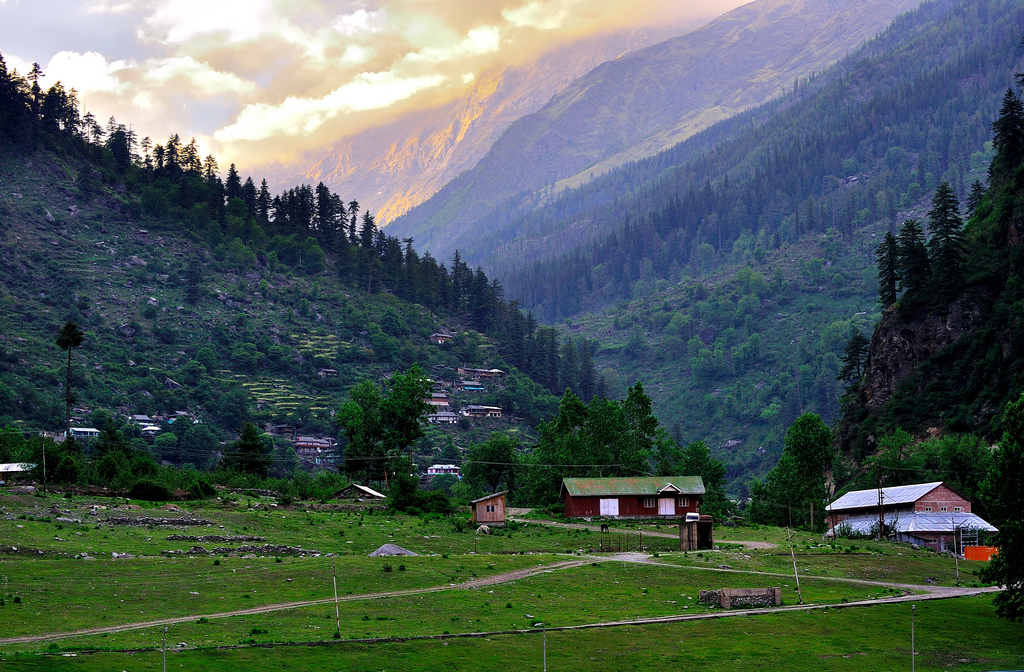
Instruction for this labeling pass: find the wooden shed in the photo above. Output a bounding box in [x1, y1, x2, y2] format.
[470, 490, 507, 526]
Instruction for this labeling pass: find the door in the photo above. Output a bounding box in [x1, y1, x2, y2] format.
[658, 498, 675, 515]
[599, 498, 619, 516]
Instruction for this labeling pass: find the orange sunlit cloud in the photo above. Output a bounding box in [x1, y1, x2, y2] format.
[0, 0, 744, 168]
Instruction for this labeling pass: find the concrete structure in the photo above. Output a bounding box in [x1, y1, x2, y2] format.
[470, 490, 507, 526]
[67, 427, 100, 440]
[560, 476, 705, 519]
[699, 587, 781, 609]
[825, 481, 997, 552]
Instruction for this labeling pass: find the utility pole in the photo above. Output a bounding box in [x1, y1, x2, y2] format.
[162, 626, 167, 672]
[911, 604, 915, 672]
[952, 520, 961, 586]
[787, 526, 803, 605]
[876, 465, 885, 541]
[332, 558, 341, 638]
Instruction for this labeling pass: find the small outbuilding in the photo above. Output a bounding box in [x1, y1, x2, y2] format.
[470, 490, 507, 526]
[333, 483, 387, 500]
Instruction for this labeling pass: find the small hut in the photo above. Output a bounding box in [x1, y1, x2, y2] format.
[679, 514, 714, 551]
[470, 490, 507, 526]
[333, 483, 386, 501]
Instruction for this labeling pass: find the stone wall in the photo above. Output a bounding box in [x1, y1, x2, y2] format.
[698, 587, 781, 609]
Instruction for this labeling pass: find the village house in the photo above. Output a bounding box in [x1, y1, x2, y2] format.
[66, 427, 101, 441]
[462, 405, 502, 419]
[317, 368, 339, 378]
[428, 332, 454, 345]
[456, 381, 486, 392]
[424, 392, 451, 408]
[427, 411, 459, 425]
[427, 464, 460, 478]
[560, 476, 705, 519]
[824, 481, 998, 552]
[470, 490, 507, 526]
[456, 367, 506, 381]
[294, 436, 337, 465]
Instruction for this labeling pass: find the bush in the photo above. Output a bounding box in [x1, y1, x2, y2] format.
[128, 479, 173, 502]
[186, 480, 216, 500]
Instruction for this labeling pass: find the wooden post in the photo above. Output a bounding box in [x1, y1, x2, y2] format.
[162, 626, 167, 672]
[332, 558, 341, 638]
[787, 526, 803, 605]
[953, 520, 961, 586]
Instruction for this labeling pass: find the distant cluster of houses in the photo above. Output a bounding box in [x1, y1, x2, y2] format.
[423, 364, 507, 424]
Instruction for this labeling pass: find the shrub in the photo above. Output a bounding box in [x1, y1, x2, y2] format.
[186, 480, 216, 500]
[128, 479, 173, 502]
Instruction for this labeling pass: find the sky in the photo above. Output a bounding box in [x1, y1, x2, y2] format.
[0, 0, 743, 168]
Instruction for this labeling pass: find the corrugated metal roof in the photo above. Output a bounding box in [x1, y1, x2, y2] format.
[561, 476, 705, 497]
[0, 463, 35, 473]
[827, 482, 945, 511]
[471, 490, 508, 504]
[829, 511, 997, 534]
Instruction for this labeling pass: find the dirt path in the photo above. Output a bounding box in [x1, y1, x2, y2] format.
[509, 516, 776, 549]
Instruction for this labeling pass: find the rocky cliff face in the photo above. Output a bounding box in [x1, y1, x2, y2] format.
[860, 298, 985, 412]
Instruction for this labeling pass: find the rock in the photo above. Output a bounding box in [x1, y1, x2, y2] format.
[911, 543, 920, 550]
[718, 564, 733, 569]
[45, 209, 54, 223]
[127, 256, 148, 266]
[368, 544, 419, 557]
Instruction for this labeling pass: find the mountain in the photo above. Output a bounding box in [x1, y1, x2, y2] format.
[263, 24, 702, 225]
[477, 0, 1024, 492]
[388, 0, 924, 260]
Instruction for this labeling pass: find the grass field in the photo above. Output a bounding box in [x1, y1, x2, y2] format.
[2, 489, 1019, 671]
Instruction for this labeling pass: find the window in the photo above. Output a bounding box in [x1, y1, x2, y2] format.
[940, 506, 948, 512]
[485, 505, 495, 513]
[953, 506, 963, 512]
[677, 497, 690, 507]
[924, 506, 932, 512]
[643, 498, 656, 508]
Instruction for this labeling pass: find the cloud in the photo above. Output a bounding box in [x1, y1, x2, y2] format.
[142, 56, 256, 96]
[333, 9, 383, 36]
[1, 0, 745, 166]
[46, 50, 132, 94]
[84, 0, 135, 13]
[215, 71, 445, 142]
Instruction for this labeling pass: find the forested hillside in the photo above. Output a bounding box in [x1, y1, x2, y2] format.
[500, 0, 1023, 321]
[837, 86, 1024, 460]
[0, 53, 612, 458]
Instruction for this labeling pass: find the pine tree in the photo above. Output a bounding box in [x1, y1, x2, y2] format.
[991, 88, 1024, 172]
[837, 328, 869, 382]
[225, 163, 242, 201]
[896, 218, 930, 294]
[875, 231, 899, 308]
[927, 182, 965, 293]
[965, 180, 986, 217]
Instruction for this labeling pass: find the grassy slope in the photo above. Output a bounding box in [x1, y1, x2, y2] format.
[0, 149, 527, 451]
